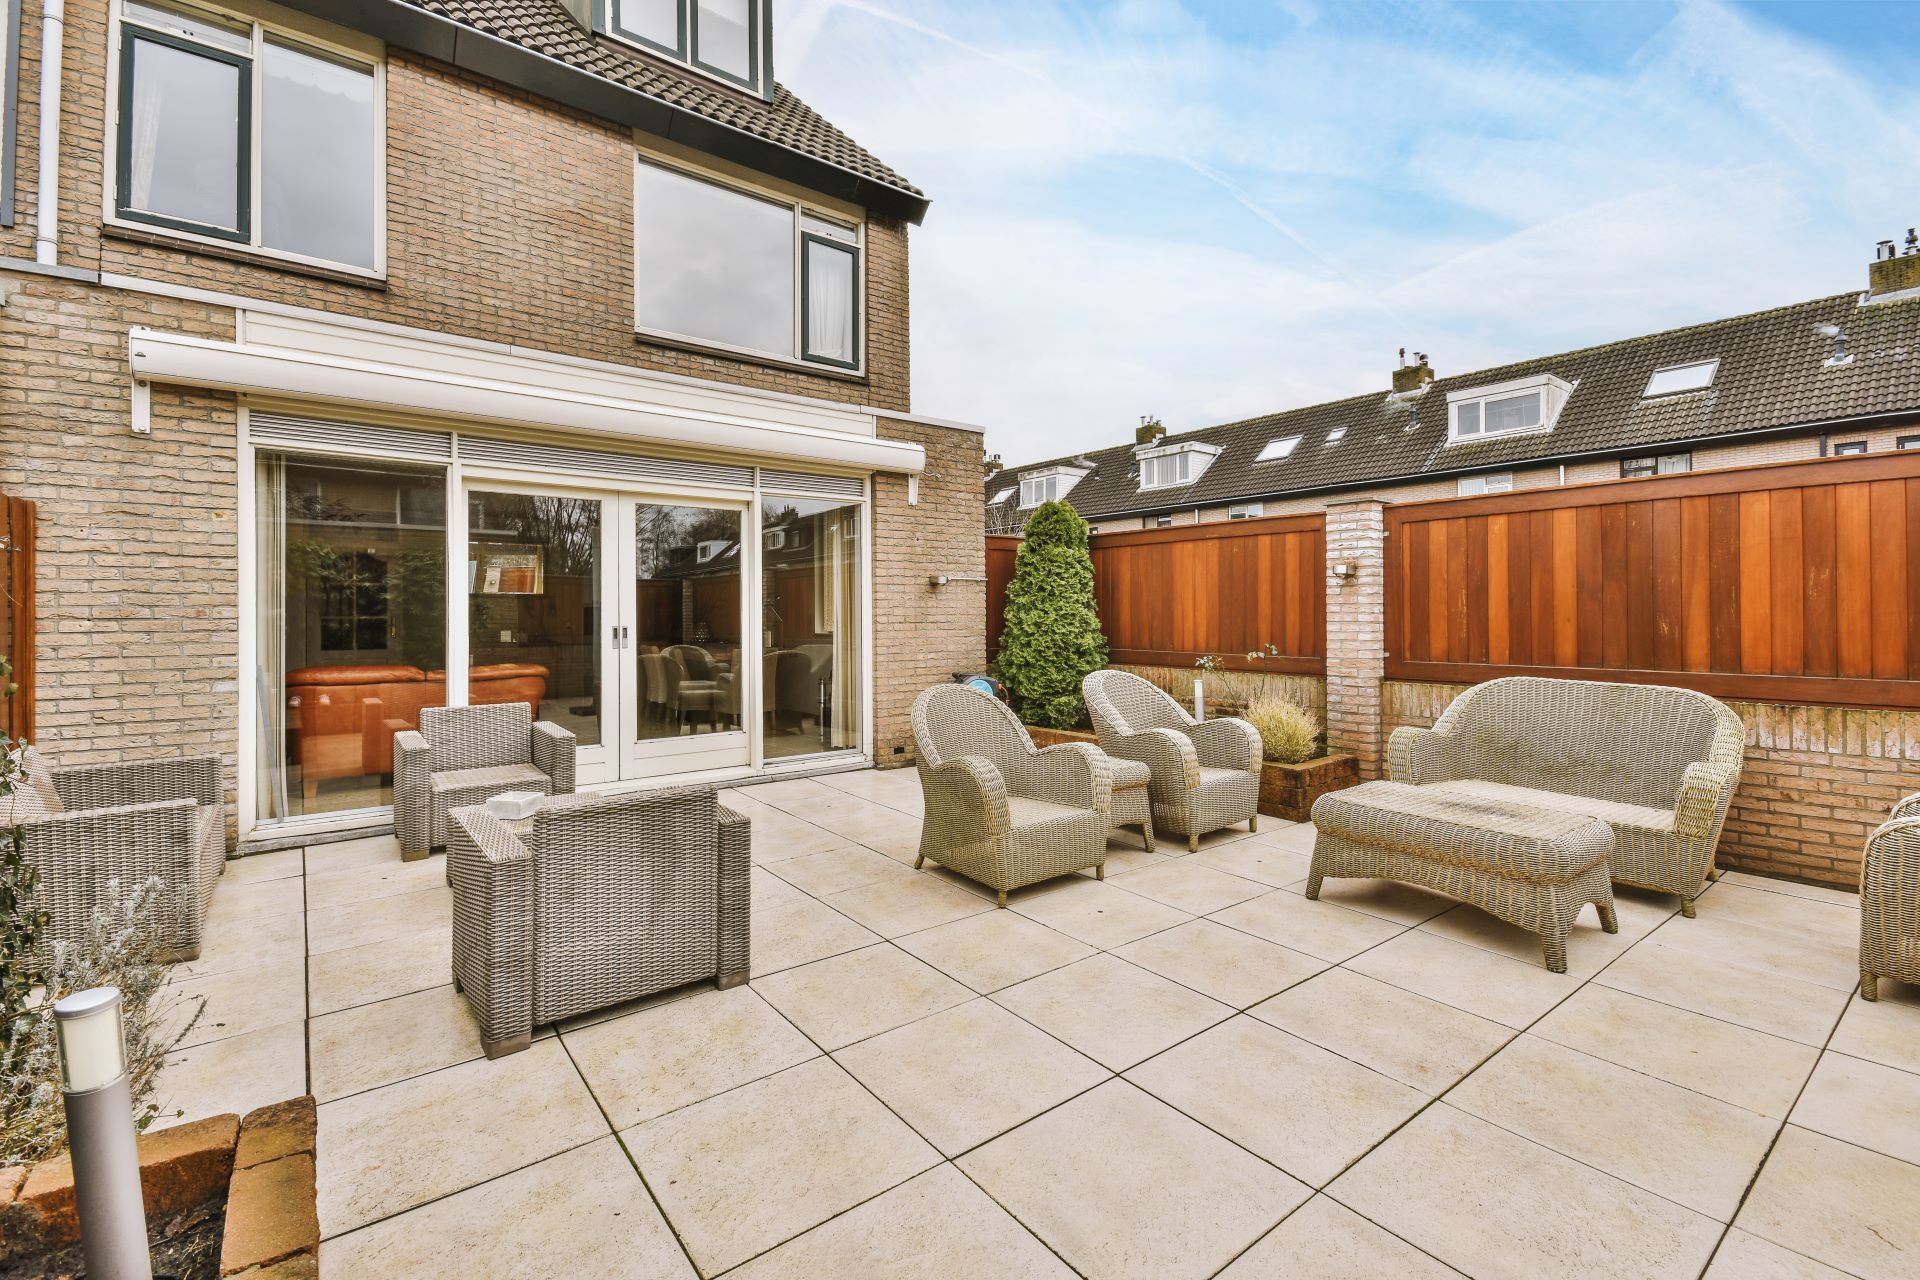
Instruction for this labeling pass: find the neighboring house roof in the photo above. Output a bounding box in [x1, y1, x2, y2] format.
[985, 289, 1920, 533]
[284, 0, 927, 222]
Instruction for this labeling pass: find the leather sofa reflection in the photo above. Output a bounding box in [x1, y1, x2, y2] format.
[284, 663, 548, 797]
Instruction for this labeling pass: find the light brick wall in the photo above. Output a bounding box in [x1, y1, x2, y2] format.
[870, 418, 987, 766]
[1323, 501, 1386, 779]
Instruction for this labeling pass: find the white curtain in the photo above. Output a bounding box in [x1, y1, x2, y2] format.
[255, 455, 290, 821]
[806, 243, 855, 363]
[129, 42, 166, 209]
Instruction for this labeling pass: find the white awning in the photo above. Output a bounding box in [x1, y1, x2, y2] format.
[127, 326, 926, 474]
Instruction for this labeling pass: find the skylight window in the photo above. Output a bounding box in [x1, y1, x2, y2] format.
[1642, 360, 1718, 398]
[1256, 436, 1302, 462]
[989, 487, 1014, 505]
[1324, 427, 1346, 445]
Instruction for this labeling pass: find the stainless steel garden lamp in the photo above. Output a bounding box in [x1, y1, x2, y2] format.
[53, 986, 154, 1280]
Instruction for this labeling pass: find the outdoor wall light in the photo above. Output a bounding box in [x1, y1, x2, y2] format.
[1331, 561, 1359, 581]
[54, 986, 154, 1280]
[929, 574, 988, 587]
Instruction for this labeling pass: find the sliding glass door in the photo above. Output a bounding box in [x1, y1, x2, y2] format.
[759, 493, 862, 760]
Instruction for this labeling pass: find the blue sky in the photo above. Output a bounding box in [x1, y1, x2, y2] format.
[782, 0, 1920, 463]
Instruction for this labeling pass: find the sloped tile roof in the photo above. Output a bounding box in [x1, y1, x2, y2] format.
[400, 0, 921, 200]
[986, 290, 1920, 532]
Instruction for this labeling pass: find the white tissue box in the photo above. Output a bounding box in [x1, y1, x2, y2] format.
[485, 791, 544, 820]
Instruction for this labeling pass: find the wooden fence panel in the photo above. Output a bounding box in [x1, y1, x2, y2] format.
[1, 495, 34, 742]
[1384, 452, 1920, 708]
[987, 514, 1326, 674]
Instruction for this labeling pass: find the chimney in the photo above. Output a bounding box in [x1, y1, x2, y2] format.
[983, 452, 1003, 476]
[1869, 229, 1920, 298]
[1135, 415, 1167, 446]
[1391, 348, 1435, 393]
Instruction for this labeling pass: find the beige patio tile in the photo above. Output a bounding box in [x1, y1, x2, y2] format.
[1736, 1125, 1920, 1280]
[753, 943, 971, 1050]
[732, 776, 843, 812]
[1209, 889, 1404, 963]
[151, 1020, 306, 1132]
[1083, 843, 1170, 876]
[1009, 876, 1192, 948]
[308, 925, 453, 1016]
[1218, 1195, 1458, 1279]
[815, 766, 926, 817]
[1115, 918, 1326, 1008]
[1329, 1103, 1721, 1280]
[206, 875, 305, 926]
[320, 1138, 693, 1280]
[893, 908, 1096, 993]
[1595, 940, 1850, 1046]
[745, 813, 850, 863]
[1251, 966, 1511, 1094]
[750, 865, 809, 913]
[158, 957, 304, 1050]
[304, 852, 448, 911]
[310, 984, 491, 1102]
[1190, 839, 1313, 888]
[172, 906, 305, 981]
[1532, 984, 1818, 1119]
[959, 1079, 1308, 1280]
[1448, 1034, 1778, 1221]
[1829, 981, 1920, 1074]
[1717, 871, 1861, 909]
[621, 1056, 940, 1275]
[749, 893, 881, 978]
[1344, 928, 1580, 1028]
[1696, 880, 1860, 942]
[1248, 820, 1319, 855]
[768, 843, 915, 897]
[1643, 912, 1859, 992]
[1790, 1052, 1920, 1165]
[1414, 900, 1643, 976]
[564, 984, 817, 1127]
[1705, 1228, 1856, 1279]
[813, 799, 925, 860]
[1289, 876, 1460, 926]
[307, 885, 452, 955]
[835, 997, 1108, 1156]
[1110, 860, 1269, 914]
[726, 1164, 1073, 1280]
[304, 832, 402, 871]
[824, 870, 994, 937]
[1128, 1015, 1426, 1187]
[1191, 824, 1259, 852]
[316, 1038, 606, 1237]
[994, 953, 1233, 1071]
[221, 848, 303, 884]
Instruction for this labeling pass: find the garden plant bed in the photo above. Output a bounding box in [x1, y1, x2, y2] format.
[1025, 725, 1358, 823]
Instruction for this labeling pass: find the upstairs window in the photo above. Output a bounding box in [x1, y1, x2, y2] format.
[610, 0, 766, 95]
[114, 2, 381, 272]
[635, 159, 862, 369]
[1019, 476, 1058, 508]
[1324, 427, 1346, 445]
[988, 487, 1015, 506]
[1255, 436, 1301, 462]
[1140, 451, 1192, 489]
[1643, 360, 1717, 398]
[1447, 374, 1573, 445]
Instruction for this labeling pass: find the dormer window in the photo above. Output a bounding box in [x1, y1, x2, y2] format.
[610, 0, 769, 96]
[1642, 360, 1717, 398]
[1135, 441, 1219, 491]
[1018, 466, 1087, 508]
[1447, 374, 1574, 445]
[1255, 436, 1302, 462]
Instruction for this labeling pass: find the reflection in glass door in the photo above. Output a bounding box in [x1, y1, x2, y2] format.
[622, 499, 750, 778]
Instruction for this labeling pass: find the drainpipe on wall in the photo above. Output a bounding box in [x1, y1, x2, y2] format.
[33, 0, 63, 265]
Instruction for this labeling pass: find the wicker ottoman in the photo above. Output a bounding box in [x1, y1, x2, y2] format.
[1308, 780, 1618, 973]
[1111, 757, 1156, 851]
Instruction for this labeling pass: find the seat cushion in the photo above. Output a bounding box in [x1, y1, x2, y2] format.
[1111, 758, 1151, 791]
[1313, 780, 1613, 884]
[1425, 779, 1675, 836]
[1007, 795, 1091, 830]
[433, 763, 550, 797]
[1197, 766, 1251, 788]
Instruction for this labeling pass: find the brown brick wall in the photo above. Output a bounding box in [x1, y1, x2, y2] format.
[9, 4, 911, 411]
[1383, 680, 1916, 889]
[870, 417, 986, 765]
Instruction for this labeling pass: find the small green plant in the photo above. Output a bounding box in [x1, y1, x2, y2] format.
[998, 501, 1109, 729]
[1244, 696, 1321, 765]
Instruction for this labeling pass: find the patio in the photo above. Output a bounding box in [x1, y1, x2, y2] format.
[154, 767, 1918, 1280]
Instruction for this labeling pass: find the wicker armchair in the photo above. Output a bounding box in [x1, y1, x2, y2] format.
[11, 749, 226, 961]
[1082, 669, 1261, 852]
[448, 786, 749, 1057]
[1861, 793, 1920, 1001]
[1388, 676, 1745, 917]
[394, 702, 575, 862]
[911, 684, 1113, 906]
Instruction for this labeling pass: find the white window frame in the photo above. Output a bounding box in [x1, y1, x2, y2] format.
[1016, 465, 1087, 509]
[1227, 502, 1264, 520]
[1457, 472, 1513, 497]
[1832, 440, 1869, 457]
[1620, 452, 1691, 478]
[103, 0, 388, 279]
[1446, 373, 1573, 446]
[634, 154, 866, 375]
[1255, 436, 1301, 462]
[605, 0, 770, 98]
[988, 486, 1015, 506]
[1642, 359, 1718, 398]
[1324, 427, 1346, 445]
[1135, 441, 1219, 492]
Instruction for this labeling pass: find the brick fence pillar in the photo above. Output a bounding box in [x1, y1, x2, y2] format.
[1323, 500, 1387, 779]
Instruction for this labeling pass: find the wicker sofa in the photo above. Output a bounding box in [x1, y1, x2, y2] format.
[911, 683, 1113, 905]
[1860, 793, 1920, 1001]
[448, 786, 749, 1057]
[1083, 669, 1261, 852]
[394, 702, 576, 861]
[1388, 676, 1745, 916]
[10, 749, 226, 961]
